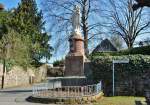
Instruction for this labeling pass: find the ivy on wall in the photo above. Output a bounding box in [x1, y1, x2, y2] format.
[91, 54, 150, 96]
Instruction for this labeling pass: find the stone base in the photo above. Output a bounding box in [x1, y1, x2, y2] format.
[84, 60, 93, 79]
[62, 77, 93, 86]
[65, 54, 84, 76]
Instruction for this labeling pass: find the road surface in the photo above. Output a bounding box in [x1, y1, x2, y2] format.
[0, 85, 55, 105]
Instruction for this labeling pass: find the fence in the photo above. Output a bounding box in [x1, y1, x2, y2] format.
[32, 81, 102, 99]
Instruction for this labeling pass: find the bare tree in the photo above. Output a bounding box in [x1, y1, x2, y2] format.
[110, 35, 123, 50]
[42, 0, 103, 55]
[107, 0, 150, 48]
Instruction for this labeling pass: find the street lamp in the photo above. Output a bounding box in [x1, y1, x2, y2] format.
[112, 59, 129, 96]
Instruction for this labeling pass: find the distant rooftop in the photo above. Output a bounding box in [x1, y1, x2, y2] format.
[0, 3, 4, 10]
[92, 38, 118, 53]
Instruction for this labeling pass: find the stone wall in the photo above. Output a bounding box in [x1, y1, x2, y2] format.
[0, 64, 47, 88]
[115, 76, 150, 96]
[34, 65, 47, 83]
[47, 67, 64, 77]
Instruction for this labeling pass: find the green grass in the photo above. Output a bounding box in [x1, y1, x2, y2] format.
[94, 96, 146, 105]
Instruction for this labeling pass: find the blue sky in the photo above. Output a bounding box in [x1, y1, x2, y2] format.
[0, 0, 20, 9]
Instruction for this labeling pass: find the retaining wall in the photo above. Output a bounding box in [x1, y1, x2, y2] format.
[0, 64, 47, 88]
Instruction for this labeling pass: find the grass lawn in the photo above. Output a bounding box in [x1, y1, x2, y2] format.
[94, 96, 146, 105]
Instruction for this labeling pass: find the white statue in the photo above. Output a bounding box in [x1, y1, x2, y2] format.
[71, 5, 80, 33]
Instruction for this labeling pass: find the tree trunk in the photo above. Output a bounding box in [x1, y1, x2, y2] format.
[83, 28, 89, 56]
[127, 41, 133, 49]
[1, 59, 5, 89]
[82, 0, 89, 56]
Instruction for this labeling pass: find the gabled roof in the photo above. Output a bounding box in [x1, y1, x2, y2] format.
[92, 39, 117, 53]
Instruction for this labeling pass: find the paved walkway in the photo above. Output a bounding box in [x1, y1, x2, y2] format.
[0, 85, 55, 105]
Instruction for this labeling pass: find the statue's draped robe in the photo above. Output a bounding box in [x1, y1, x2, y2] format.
[71, 6, 80, 33]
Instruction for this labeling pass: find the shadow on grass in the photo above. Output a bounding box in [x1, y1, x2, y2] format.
[135, 100, 143, 105]
[135, 100, 148, 105]
[26, 96, 55, 104]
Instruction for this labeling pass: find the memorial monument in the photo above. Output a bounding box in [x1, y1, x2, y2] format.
[64, 5, 86, 76]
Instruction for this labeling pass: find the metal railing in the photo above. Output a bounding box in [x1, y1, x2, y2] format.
[32, 81, 102, 99]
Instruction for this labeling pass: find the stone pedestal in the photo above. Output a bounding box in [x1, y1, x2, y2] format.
[64, 32, 85, 76]
[65, 54, 84, 76]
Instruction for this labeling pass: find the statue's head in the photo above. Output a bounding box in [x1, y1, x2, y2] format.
[74, 5, 80, 13]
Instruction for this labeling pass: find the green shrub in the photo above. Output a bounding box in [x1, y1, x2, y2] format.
[91, 46, 150, 57]
[91, 54, 150, 96]
[53, 59, 64, 67]
[92, 54, 150, 81]
[120, 46, 150, 55]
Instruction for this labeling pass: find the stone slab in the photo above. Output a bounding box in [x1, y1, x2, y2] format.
[65, 55, 84, 76]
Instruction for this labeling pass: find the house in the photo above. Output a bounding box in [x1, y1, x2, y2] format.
[92, 38, 117, 53]
[0, 3, 4, 11]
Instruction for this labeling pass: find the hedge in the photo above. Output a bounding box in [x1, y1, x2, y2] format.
[53, 59, 64, 67]
[91, 46, 150, 57]
[91, 54, 150, 96]
[92, 54, 150, 80]
[121, 46, 150, 55]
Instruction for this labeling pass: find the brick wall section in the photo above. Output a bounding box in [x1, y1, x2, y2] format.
[0, 64, 47, 88]
[75, 40, 84, 55]
[71, 34, 84, 55]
